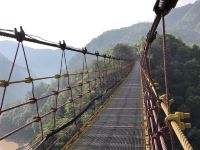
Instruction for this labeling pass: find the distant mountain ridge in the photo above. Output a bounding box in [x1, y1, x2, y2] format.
[0, 41, 75, 77]
[86, 23, 151, 52]
[86, 0, 200, 53]
[69, 1, 200, 70]
[68, 23, 151, 71]
[166, 0, 200, 45]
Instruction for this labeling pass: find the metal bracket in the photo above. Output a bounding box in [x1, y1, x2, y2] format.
[165, 112, 191, 130]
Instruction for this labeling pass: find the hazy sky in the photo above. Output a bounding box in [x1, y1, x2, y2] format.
[0, 0, 197, 48]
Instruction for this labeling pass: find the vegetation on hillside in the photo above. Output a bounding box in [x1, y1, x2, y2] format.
[148, 34, 200, 149]
[106, 43, 137, 61]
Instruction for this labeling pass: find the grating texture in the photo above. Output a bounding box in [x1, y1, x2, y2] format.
[69, 62, 145, 150]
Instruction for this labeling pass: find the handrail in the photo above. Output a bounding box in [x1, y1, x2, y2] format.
[141, 70, 193, 150]
[140, 0, 193, 149]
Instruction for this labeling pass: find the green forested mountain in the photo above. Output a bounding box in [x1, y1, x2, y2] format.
[149, 34, 200, 149]
[166, 0, 200, 45]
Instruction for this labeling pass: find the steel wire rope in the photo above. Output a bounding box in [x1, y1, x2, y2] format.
[21, 42, 45, 140]
[25, 34, 59, 45]
[52, 50, 64, 128]
[63, 50, 77, 128]
[161, 12, 175, 150]
[0, 42, 20, 113]
[83, 52, 93, 114]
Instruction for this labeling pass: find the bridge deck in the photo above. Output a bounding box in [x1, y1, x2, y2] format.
[68, 62, 145, 150]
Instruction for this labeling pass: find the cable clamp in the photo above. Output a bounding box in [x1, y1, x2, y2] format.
[33, 116, 41, 122]
[59, 40, 66, 50]
[69, 98, 73, 103]
[95, 51, 99, 57]
[0, 80, 9, 87]
[14, 26, 25, 42]
[29, 98, 37, 104]
[51, 107, 57, 112]
[165, 112, 191, 130]
[25, 77, 33, 83]
[66, 86, 71, 90]
[153, 0, 178, 15]
[54, 74, 61, 79]
[52, 90, 59, 95]
[82, 47, 87, 55]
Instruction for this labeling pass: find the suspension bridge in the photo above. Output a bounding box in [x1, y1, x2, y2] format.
[0, 0, 194, 149]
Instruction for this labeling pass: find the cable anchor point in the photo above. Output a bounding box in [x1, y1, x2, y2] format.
[59, 40, 66, 50]
[81, 47, 87, 55]
[14, 26, 25, 42]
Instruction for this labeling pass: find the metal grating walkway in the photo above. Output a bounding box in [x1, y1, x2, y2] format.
[68, 62, 145, 150]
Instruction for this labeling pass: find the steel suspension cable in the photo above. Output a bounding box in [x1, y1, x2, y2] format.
[161, 14, 170, 114]
[52, 49, 64, 128]
[79, 52, 85, 113]
[21, 42, 45, 140]
[63, 50, 77, 127]
[161, 13, 175, 150]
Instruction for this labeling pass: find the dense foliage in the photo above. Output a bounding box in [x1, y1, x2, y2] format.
[149, 34, 200, 149]
[106, 43, 137, 60]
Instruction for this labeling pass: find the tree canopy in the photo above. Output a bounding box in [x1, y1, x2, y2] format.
[149, 34, 200, 149]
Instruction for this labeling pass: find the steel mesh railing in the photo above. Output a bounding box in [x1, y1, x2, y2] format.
[0, 28, 133, 149]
